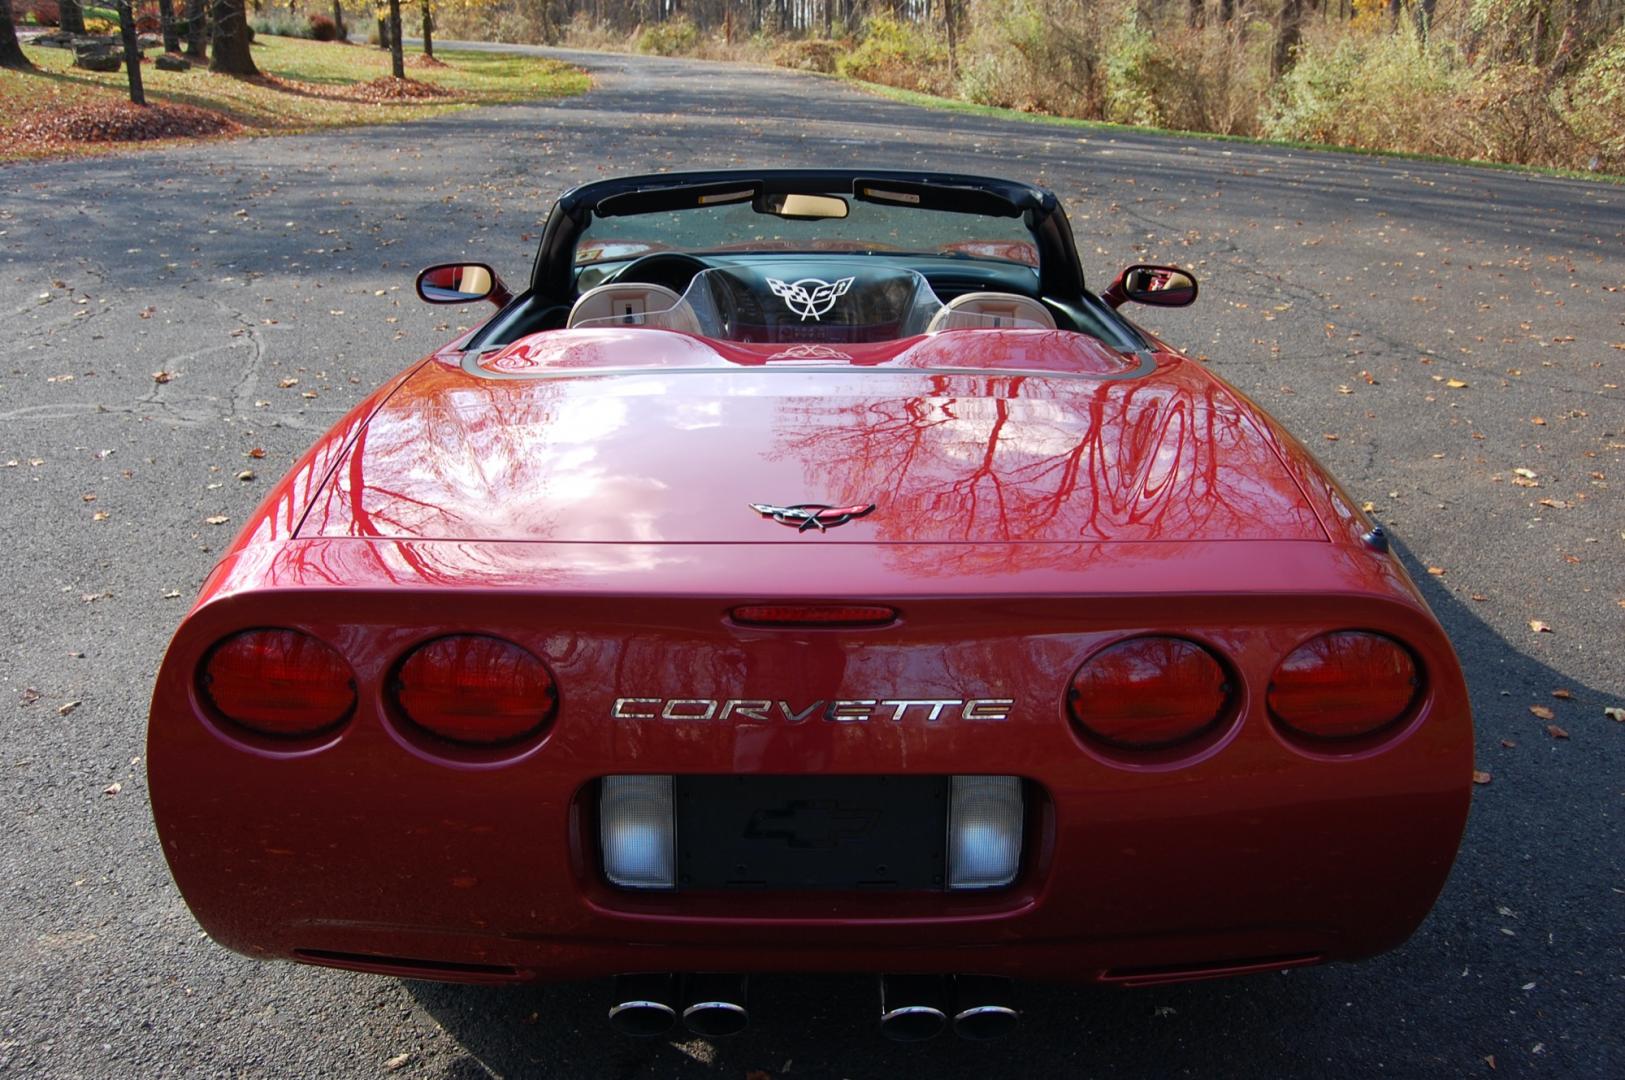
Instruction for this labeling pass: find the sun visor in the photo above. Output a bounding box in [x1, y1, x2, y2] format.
[594, 181, 761, 217]
[853, 178, 1024, 218]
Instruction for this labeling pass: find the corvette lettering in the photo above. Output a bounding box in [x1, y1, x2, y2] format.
[610, 697, 1014, 722]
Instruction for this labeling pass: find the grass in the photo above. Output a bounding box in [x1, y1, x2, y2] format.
[840, 75, 1625, 187]
[0, 36, 589, 162]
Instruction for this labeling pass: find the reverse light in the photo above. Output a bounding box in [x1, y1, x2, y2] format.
[947, 775, 1024, 889]
[393, 635, 556, 745]
[201, 628, 355, 738]
[600, 775, 676, 889]
[1068, 636, 1231, 748]
[1269, 631, 1420, 740]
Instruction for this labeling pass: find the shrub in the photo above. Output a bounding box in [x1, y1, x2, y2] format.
[82, 16, 116, 33]
[250, 13, 313, 40]
[636, 17, 698, 57]
[773, 39, 842, 74]
[1557, 27, 1625, 171]
[135, 10, 160, 34]
[836, 13, 948, 95]
[27, 0, 61, 27]
[308, 13, 339, 42]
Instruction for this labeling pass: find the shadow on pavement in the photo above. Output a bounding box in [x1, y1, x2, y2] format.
[406, 535, 1618, 1078]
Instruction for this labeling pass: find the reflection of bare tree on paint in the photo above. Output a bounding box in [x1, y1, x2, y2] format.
[770, 367, 1322, 572]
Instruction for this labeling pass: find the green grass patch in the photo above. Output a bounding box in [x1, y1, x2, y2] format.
[841, 75, 1625, 186]
[0, 36, 588, 162]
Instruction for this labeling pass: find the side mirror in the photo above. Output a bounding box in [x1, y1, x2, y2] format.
[415, 263, 511, 307]
[1102, 264, 1198, 310]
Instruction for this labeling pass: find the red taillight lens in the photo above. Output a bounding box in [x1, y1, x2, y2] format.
[201, 629, 356, 737]
[1069, 636, 1231, 748]
[394, 635, 556, 745]
[1268, 631, 1419, 739]
[731, 604, 897, 626]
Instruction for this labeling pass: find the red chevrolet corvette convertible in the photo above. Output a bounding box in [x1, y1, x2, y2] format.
[149, 170, 1472, 1041]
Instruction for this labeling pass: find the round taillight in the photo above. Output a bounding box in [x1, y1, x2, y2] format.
[394, 635, 556, 745]
[1069, 636, 1231, 748]
[1268, 631, 1420, 740]
[201, 629, 356, 737]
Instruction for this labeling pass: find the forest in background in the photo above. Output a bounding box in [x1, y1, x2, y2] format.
[428, 0, 1625, 172]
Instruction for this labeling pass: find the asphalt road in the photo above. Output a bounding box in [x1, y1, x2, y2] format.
[2, 43, 1621, 1080]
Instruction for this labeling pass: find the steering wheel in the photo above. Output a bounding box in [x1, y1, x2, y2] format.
[607, 252, 710, 294]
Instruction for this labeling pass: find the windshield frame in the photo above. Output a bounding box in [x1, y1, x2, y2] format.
[529, 170, 1089, 309]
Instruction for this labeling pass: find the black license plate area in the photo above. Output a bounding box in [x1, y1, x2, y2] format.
[674, 776, 947, 890]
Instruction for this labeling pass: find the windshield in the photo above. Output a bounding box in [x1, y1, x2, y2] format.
[575, 198, 1039, 268]
[575, 265, 950, 344]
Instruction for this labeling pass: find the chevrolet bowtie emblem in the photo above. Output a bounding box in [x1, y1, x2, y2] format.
[750, 502, 876, 532]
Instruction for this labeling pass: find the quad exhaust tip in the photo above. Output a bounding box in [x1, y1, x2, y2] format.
[609, 974, 750, 1038]
[880, 974, 1019, 1042]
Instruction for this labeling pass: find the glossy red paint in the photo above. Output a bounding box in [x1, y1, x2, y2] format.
[148, 318, 1472, 987]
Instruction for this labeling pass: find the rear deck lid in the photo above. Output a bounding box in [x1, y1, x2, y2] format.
[298, 330, 1326, 545]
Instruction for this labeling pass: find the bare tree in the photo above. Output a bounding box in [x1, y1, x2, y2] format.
[331, 0, 347, 40]
[421, 0, 432, 58]
[185, 0, 207, 59]
[115, 0, 146, 104]
[60, 0, 85, 35]
[158, 0, 180, 52]
[388, 0, 403, 77]
[0, 0, 33, 73]
[209, 0, 258, 75]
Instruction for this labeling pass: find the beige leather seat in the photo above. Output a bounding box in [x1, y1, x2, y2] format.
[567, 283, 701, 333]
[926, 292, 1056, 332]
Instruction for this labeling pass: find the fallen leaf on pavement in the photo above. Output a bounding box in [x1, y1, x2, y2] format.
[1529, 705, 1554, 720]
[152, 371, 172, 384]
[247, 447, 266, 459]
[20, 687, 40, 705]
[1513, 468, 1537, 479]
[1604, 707, 1624, 723]
[1544, 724, 1569, 740]
[57, 701, 81, 717]
[1446, 378, 1468, 388]
[1551, 689, 1572, 700]
[205, 515, 229, 525]
[103, 782, 121, 797]
[1529, 620, 1551, 633]
[1472, 770, 1492, 785]
[384, 1054, 411, 1071]
[1428, 566, 1446, 576]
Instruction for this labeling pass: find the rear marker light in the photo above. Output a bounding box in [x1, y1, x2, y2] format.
[1069, 636, 1231, 748]
[947, 776, 1024, 889]
[731, 604, 897, 626]
[394, 635, 556, 745]
[201, 628, 355, 737]
[601, 775, 676, 889]
[1269, 631, 1420, 740]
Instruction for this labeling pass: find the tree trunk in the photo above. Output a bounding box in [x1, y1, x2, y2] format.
[185, 0, 207, 57]
[60, 0, 86, 35]
[331, 0, 345, 40]
[420, 0, 431, 57]
[376, 16, 388, 50]
[387, 0, 402, 77]
[0, 0, 33, 72]
[209, 0, 259, 75]
[116, 0, 146, 103]
[158, 0, 179, 52]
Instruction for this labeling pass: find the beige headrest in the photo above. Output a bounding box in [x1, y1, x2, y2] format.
[567, 283, 701, 333]
[927, 292, 1056, 333]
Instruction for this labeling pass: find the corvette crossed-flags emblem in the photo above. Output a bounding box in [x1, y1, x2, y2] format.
[766, 276, 855, 321]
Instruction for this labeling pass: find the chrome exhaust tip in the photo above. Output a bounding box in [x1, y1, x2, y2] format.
[608, 973, 677, 1037]
[681, 974, 750, 1037]
[878, 974, 949, 1042]
[952, 975, 1019, 1040]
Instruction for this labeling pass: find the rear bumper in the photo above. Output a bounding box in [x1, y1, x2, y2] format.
[149, 570, 1472, 986]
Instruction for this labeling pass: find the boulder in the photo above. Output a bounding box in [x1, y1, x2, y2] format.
[155, 53, 191, 72]
[73, 46, 123, 73]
